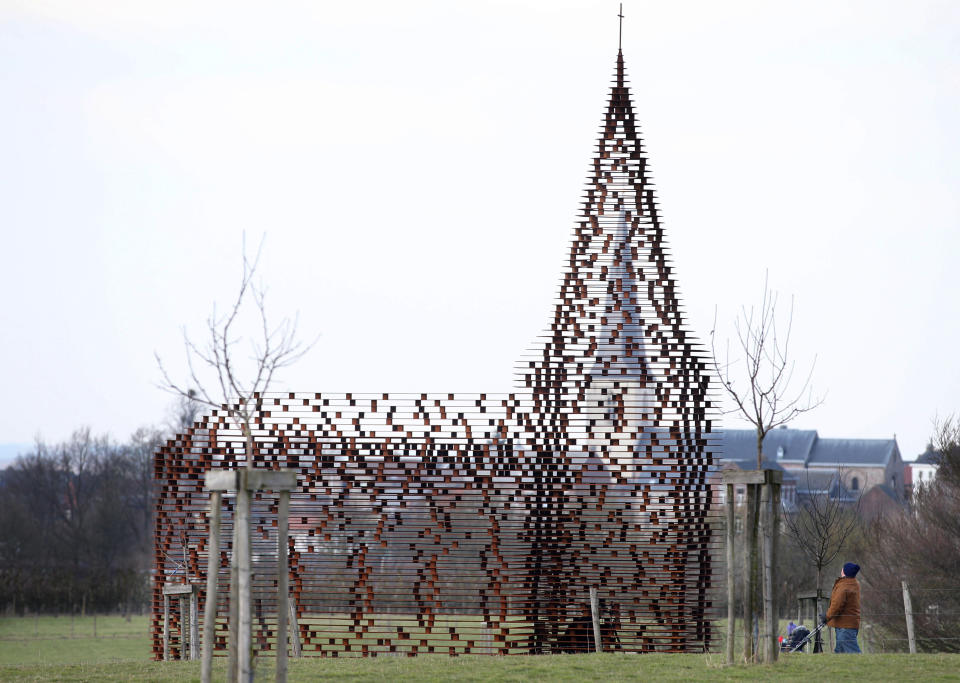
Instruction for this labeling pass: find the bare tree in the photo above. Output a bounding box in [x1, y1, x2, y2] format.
[156, 236, 312, 452]
[931, 413, 960, 490]
[711, 274, 822, 470]
[155, 236, 312, 683]
[711, 274, 822, 664]
[865, 417, 960, 652]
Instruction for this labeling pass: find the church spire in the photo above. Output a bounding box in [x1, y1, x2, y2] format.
[519, 14, 709, 455]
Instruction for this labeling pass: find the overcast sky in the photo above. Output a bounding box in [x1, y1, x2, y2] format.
[2, 0, 957, 464]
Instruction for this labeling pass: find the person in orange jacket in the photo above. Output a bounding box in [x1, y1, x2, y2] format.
[822, 562, 862, 653]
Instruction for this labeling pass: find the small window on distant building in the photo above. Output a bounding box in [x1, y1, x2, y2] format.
[777, 446, 784, 459]
[851, 477, 860, 492]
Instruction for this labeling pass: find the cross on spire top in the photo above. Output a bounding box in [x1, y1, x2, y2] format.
[618, 3, 624, 51]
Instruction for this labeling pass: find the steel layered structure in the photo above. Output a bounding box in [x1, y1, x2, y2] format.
[152, 47, 718, 658]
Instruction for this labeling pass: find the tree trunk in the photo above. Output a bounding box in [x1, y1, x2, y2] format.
[237, 474, 253, 682]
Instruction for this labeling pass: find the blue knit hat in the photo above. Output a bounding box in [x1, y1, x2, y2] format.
[843, 562, 860, 577]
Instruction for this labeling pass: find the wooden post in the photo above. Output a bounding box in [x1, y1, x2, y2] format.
[760, 474, 781, 663]
[202, 490, 222, 683]
[725, 482, 735, 665]
[759, 482, 771, 662]
[288, 596, 302, 658]
[743, 483, 757, 662]
[902, 580, 917, 654]
[589, 586, 602, 653]
[276, 489, 290, 683]
[814, 589, 824, 653]
[827, 600, 834, 652]
[190, 589, 200, 661]
[180, 595, 189, 660]
[163, 595, 170, 662]
[771, 480, 781, 661]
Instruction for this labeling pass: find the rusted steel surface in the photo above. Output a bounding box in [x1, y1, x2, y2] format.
[152, 48, 718, 658]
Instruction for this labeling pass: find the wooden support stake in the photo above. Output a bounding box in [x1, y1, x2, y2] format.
[771, 480, 781, 661]
[276, 489, 290, 683]
[163, 595, 170, 662]
[760, 481, 774, 663]
[589, 586, 602, 653]
[190, 589, 200, 662]
[180, 595, 189, 661]
[725, 482, 735, 665]
[288, 596, 302, 658]
[202, 490, 221, 683]
[742, 483, 757, 662]
[902, 580, 917, 654]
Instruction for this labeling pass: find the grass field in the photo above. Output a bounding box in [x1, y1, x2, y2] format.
[1, 615, 958, 681]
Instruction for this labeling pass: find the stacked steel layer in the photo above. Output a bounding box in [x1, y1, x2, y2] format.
[152, 47, 717, 659]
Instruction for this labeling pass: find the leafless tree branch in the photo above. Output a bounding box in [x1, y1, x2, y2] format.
[154, 234, 316, 461]
[711, 272, 824, 468]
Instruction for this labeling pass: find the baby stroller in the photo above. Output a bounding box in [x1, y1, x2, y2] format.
[786, 622, 826, 653]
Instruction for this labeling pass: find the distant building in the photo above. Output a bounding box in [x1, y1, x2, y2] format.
[904, 444, 940, 493]
[715, 427, 906, 512]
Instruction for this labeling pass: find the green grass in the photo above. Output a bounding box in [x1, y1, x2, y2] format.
[2, 653, 960, 682]
[0, 615, 150, 667]
[1, 616, 958, 681]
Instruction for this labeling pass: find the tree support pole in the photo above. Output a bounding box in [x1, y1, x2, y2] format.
[742, 483, 757, 662]
[276, 489, 290, 682]
[288, 596, 302, 658]
[725, 482, 735, 665]
[202, 491, 221, 683]
[589, 586, 602, 653]
[902, 580, 916, 654]
[227, 504, 239, 682]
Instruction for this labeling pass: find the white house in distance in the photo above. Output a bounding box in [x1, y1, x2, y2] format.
[904, 444, 941, 493]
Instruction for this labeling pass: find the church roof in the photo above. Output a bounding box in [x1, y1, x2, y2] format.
[718, 428, 898, 468]
[807, 438, 899, 467]
[912, 444, 941, 465]
[720, 427, 817, 465]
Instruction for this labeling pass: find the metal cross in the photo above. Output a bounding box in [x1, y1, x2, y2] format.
[618, 3, 624, 50]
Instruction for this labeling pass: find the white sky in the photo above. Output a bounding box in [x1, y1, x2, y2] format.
[1, 0, 958, 463]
